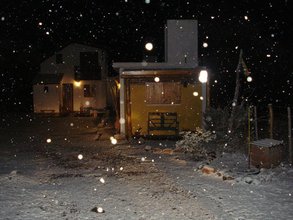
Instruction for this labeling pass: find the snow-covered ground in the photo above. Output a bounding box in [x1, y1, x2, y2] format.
[0, 114, 292, 219]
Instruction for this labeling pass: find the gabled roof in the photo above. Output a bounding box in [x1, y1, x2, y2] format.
[40, 42, 107, 63]
[33, 73, 64, 85]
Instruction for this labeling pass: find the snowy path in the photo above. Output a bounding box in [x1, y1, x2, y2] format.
[154, 152, 293, 220]
[1, 115, 292, 219]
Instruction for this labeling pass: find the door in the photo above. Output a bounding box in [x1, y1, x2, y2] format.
[62, 83, 73, 113]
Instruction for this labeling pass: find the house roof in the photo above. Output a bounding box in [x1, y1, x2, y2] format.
[33, 73, 64, 84]
[40, 42, 108, 63]
[112, 62, 205, 80]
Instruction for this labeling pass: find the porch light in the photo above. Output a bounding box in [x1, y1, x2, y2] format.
[74, 81, 81, 87]
[198, 70, 208, 83]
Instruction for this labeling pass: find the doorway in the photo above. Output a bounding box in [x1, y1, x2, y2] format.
[62, 83, 73, 113]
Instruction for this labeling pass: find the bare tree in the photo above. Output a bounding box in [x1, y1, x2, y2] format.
[228, 49, 243, 133]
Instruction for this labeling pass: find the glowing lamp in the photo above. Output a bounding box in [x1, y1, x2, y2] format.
[74, 81, 81, 87]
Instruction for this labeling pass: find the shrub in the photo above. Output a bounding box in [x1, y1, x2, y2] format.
[175, 128, 216, 160]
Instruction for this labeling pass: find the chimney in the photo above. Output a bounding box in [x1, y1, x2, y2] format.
[164, 20, 198, 66]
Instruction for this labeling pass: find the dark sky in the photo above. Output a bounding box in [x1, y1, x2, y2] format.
[0, 0, 292, 111]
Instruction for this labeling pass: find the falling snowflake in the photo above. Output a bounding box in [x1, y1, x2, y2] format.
[97, 207, 104, 213]
[154, 77, 160, 82]
[145, 42, 153, 51]
[46, 138, 52, 143]
[100, 177, 105, 183]
[110, 136, 117, 145]
[78, 154, 83, 160]
[247, 76, 253, 82]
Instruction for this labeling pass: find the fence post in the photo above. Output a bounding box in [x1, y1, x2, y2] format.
[248, 106, 251, 169]
[268, 104, 273, 139]
[288, 107, 292, 164]
[254, 106, 258, 140]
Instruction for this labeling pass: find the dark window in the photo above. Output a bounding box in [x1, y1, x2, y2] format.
[146, 82, 181, 104]
[44, 86, 49, 93]
[80, 52, 101, 80]
[83, 84, 95, 97]
[74, 66, 81, 81]
[56, 54, 63, 64]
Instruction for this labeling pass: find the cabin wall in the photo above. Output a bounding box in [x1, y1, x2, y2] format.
[68, 80, 107, 111]
[129, 82, 203, 136]
[33, 84, 61, 113]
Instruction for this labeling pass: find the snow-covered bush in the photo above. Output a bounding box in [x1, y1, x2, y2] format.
[175, 128, 216, 160]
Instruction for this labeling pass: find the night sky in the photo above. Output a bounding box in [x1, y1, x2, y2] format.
[0, 0, 292, 112]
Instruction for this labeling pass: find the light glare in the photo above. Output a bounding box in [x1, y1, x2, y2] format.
[199, 70, 208, 83]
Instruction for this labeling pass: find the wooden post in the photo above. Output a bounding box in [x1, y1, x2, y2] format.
[254, 106, 258, 140]
[228, 50, 243, 133]
[248, 106, 251, 169]
[288, 107, 292, 164]
[268, 104, 273, 139]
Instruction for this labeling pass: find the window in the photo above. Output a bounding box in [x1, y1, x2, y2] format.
[80, 52, 101, 80]
[44, 86, 49, 93]
[83, 84, 96, 97]
[146, 82, 181, 104]
[56, 54, 63, 64]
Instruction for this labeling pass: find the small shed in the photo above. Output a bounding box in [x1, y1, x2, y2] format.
[113, 63, 209, 138]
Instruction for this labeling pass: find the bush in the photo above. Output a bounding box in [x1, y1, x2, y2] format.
[175, 128, 216, 160]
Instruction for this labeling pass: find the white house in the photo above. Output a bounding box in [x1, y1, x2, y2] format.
[33, 43, 108, 114]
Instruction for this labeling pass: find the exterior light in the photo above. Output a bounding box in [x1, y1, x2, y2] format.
[145, 42, 153, 51]
[74, 81, 81, 87]
[199, 70, 208, 83]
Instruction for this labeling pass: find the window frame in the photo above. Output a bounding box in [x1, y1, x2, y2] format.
[145, 81, 181, 105]
[83, 84, 96, 97]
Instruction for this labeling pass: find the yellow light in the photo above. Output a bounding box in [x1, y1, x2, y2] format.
[74, 81, 81, 87]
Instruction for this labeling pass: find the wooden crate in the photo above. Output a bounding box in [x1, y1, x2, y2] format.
[250, 139, 283, 168]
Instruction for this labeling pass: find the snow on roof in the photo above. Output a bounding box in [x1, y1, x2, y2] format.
[251, 138, 283, 147]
